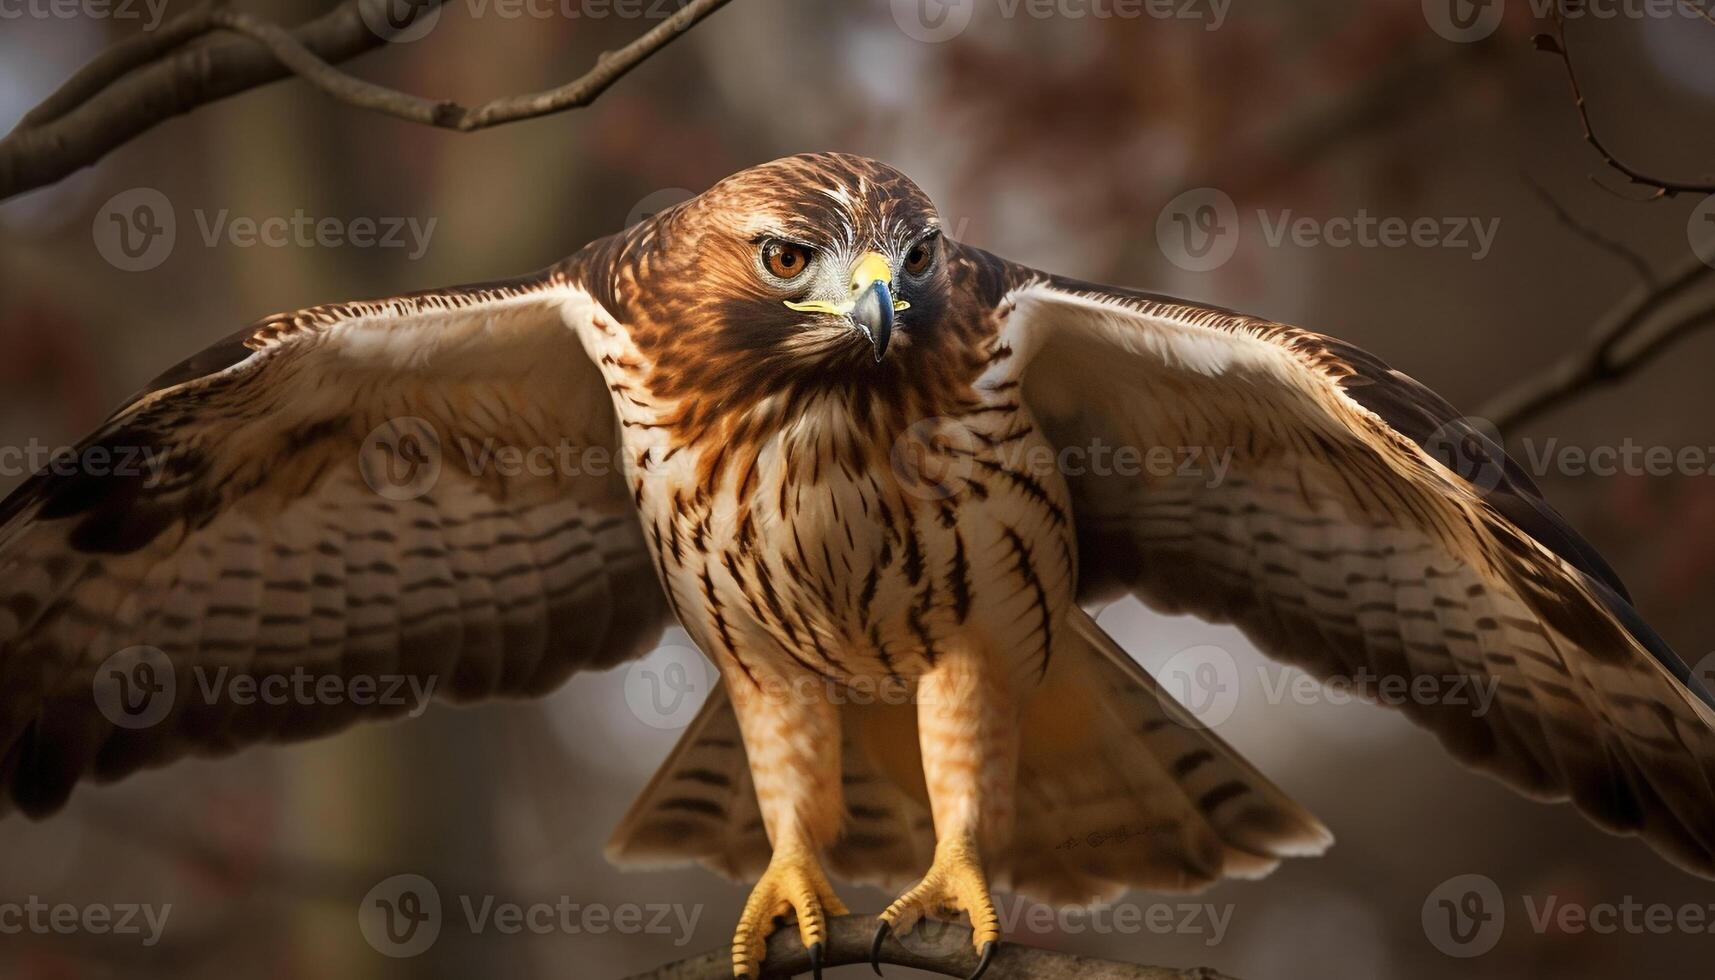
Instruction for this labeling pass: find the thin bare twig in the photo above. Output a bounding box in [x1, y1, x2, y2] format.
[1536, 8, 1715, 199]
[1523, 174, 1655, 286]
[1482, 250, 1715, 428]
[622, 914, 1239, 980]
[207, 0, 733, 131]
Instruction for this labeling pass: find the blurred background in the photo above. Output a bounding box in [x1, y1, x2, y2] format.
[3, 0, 1715, 977]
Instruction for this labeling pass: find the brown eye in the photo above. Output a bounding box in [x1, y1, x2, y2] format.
[762, 240, 814, 280]
[903, 236, 936, 276]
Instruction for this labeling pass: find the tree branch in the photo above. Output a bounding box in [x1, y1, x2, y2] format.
[206, 0, 732, 131]
[0, 0, 733, 202]
[1481, 250, 1715, 429]
[622, 914, 1239, 980]
[1534, 7, 1715, 200]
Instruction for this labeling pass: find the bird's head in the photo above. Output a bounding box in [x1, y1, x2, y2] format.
[589, 153, 992, 447]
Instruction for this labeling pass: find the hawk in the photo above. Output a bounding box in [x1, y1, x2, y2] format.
[3, 153, 1713, 979]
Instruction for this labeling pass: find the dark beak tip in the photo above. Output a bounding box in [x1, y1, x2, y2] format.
[853, 280, 894, 361]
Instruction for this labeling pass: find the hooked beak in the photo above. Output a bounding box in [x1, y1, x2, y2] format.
[782, 250, 909, 362]
[848, 251, 895, 361]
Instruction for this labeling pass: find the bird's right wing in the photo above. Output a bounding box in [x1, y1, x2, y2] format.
[0, 267, 670, 818]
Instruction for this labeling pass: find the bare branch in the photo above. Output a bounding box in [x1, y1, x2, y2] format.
[1535, 9, 1715, 199]
[0, 0, 733, 201]
[1482, 250, 1715, 429]
[622, 914, 1239, 980]
[206, 0, 733, 131]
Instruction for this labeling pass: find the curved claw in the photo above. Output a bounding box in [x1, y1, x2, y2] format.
[869, 920, 891, 976]
[968, 941, 997, 980]
[809, 941, 825, 980]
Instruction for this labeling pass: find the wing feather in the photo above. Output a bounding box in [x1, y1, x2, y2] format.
[0, 268, 669, 817]
[958, 243, 1715, 877]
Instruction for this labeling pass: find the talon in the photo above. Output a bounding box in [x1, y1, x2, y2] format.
[968, 941, 996, 980]
[870, 920, 891, 975]
[809, 941, 824, 980]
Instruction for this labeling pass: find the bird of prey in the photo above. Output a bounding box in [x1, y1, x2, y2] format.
[3, 153, 1714, 979]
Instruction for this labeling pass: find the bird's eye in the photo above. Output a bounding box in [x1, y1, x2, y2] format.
[903, 236, 937, 276]
[761, 240, 814, 280]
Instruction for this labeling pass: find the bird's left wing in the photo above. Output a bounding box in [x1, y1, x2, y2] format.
[951, 243, 1715, 877]
[0, 267, 669, 817]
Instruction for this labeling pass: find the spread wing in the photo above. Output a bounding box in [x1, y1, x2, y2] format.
[955, 243, 1715, 877]
[0, 267, 669, 818]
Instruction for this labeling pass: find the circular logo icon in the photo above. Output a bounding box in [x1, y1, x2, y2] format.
[1156, 188, 1239, 273]
[92, 645, 176, 730]
[358, 0, 443, 42]
[1423, 415, 1506, 494]
[1422, 873, 1504, 958]
[1421, 0, 1504, 43]
[889, 416, 982, 501]
[624, 644, 715, 730]
[625, 187, 696, 230]
[1156, 644, 1241, 728]
[93, 188, 175, 272]
[359, 417, 443, 501]
[359, 873, 442, 957]
[1687, 195, 1715, 269]
[890, 0, 974, 42]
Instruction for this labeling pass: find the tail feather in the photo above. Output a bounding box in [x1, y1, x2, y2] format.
[606, 610, 1330, 904]
[998, 608, 1331, 903]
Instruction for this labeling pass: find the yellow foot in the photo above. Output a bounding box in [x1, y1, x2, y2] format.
[731, 846, 848, 980]
[870, 834, 999, 979]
